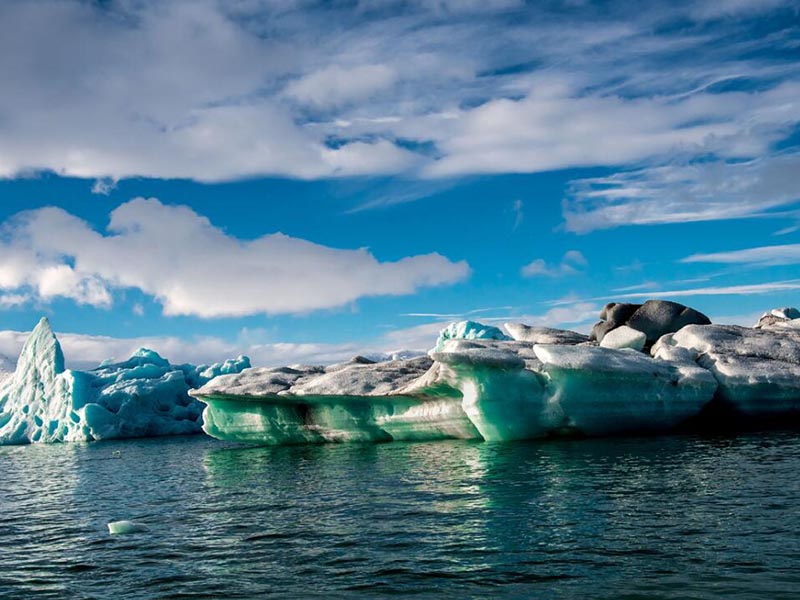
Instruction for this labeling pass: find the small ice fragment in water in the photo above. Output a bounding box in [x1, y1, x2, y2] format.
[107, 520, 147, 535]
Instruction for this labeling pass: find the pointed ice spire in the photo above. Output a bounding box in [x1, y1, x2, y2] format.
[15, 317, 66, 384]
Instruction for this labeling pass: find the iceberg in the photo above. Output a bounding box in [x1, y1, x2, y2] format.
[195, 356, 479, 444]
[653, 324, 800, 418]
[193, 300, 800, 446]
[430, 338, 716, 440]
[432, 320, 511, 352]
[194, 335, 719, 444]
[503, 323, 588, 345]
[0, 318, 249, 444]
[754, 306, 800, 331]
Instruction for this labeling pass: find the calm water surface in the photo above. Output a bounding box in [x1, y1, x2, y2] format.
[1, 431, 799, 599]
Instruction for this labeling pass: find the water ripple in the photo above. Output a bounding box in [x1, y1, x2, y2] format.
[1, 432, 799, 598]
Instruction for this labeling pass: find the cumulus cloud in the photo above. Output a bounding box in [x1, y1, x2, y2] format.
[0, 198, 470, 317]
[521, 250, 588, 278]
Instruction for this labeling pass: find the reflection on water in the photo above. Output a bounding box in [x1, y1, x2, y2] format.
[1, 432, 799, 598]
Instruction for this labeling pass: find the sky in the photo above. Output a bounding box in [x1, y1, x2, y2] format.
[0, 0, 799, 369]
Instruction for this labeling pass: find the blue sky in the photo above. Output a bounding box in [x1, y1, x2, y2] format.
[0, 0, 799, 367]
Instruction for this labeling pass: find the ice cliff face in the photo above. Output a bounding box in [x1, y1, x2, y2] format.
[193, 303, 800, 446]
[0, 318, 249, 444]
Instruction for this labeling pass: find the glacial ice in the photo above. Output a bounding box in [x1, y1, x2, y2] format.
[193, 302, 800, 446]
[754, 306, 800, 331]
[195, 356, 479, 444]
[107, 520, 148, 535]
[6, 300, 800, 447]
[600, 325, 646, 351]
[653, 324, 800, 417]
[194, 327, 719, 444]
[432, 320, 510, 352]
[0, 318, 249, 444]
[503, 323, 588, 345]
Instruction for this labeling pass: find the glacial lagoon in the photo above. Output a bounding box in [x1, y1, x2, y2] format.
[2, 432, 799, 599]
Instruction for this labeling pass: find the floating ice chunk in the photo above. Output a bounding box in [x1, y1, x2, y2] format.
[653, 324, 800, 416]
[107, 520, 148, 535]
[0, 319, 249, 444]
[600, 325, 646, 351]
[432, 321, 510, 352]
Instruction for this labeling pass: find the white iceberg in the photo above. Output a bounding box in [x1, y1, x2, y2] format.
[0, 318, 249, 444]
[107, 520, 148, 535]
[653, 324, 800, 417]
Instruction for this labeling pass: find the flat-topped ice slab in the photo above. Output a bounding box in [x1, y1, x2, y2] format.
[191, 356, 479, 444]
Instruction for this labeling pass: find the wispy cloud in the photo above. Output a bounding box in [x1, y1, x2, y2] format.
[521, 250, 588, 278]
[616, 279, 800, 299]
[564, 151, 800, 233]
[682, 243, 800, 265]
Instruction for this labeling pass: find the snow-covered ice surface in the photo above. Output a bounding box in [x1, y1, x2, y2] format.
[653, 324, 800, 417]
[0, 318, 249, 444]
[195, 356, 479, 444]
[194, 309, 800, 445]
[503, 323, 588, 345]
[194, 332, 720, 444]
[599, 325, 646, 351]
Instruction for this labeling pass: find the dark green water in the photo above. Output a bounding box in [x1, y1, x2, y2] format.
[1, 432, 799, 599]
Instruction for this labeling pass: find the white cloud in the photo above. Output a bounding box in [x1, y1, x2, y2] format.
[564, 151, 800, 232]
[423, 79, 799, 177]
[0, 198, 470, 317]
[0, 1, 797, 183]
[285, 64, 397, 108]
[682, 243, 800, 265]
[91, 177, 117, 196]
[521, 250, 588, 278]
[616, 279, 800, 299]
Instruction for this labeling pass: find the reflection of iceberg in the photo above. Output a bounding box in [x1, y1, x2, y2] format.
[0, 318, 249, 444]
[194, 312, 800, 446]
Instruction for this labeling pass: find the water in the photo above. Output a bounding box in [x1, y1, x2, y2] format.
[1, 432, 799, 599]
